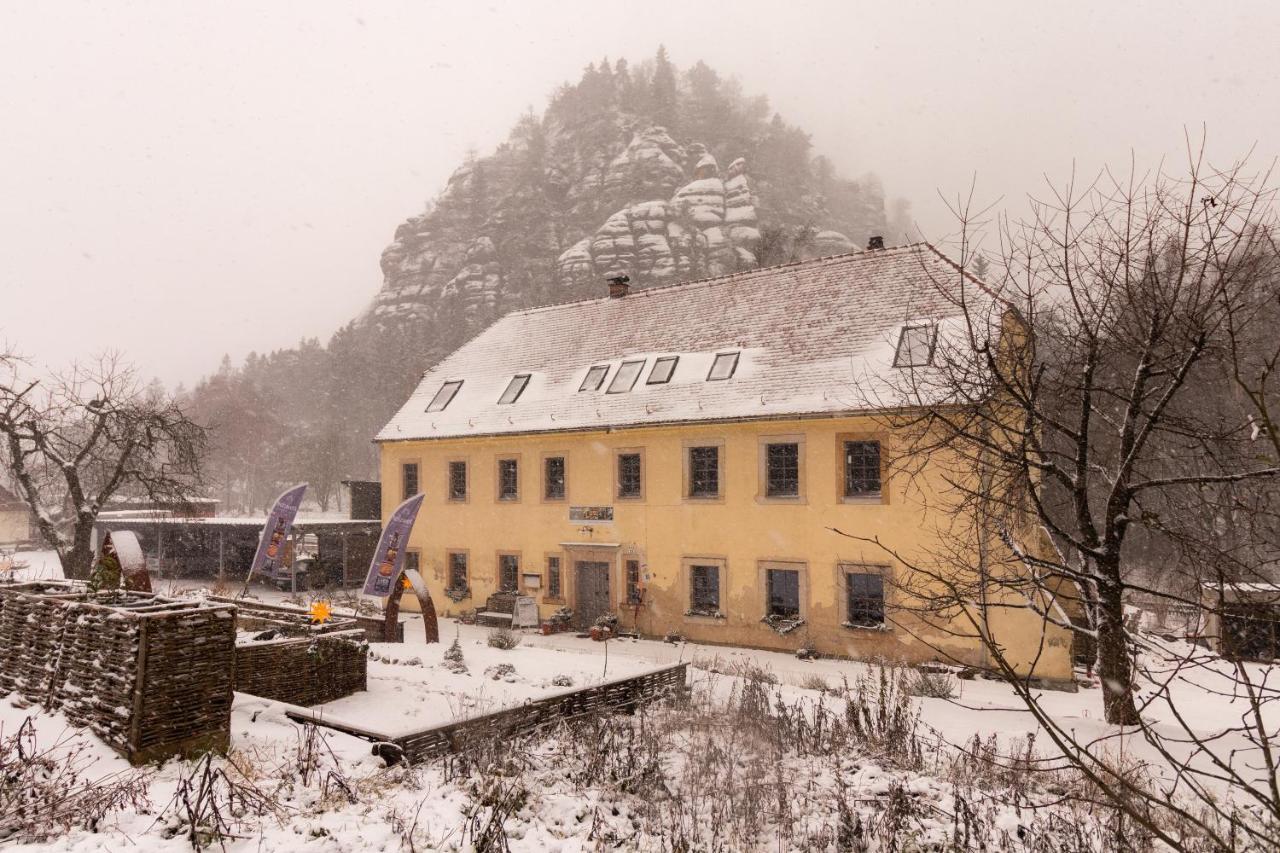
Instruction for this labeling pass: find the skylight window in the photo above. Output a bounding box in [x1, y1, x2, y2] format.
[707, 352, 739, 381]
[607, 360, 645, 393]
[498, 374, 531, 405]
[425, 380, 463, 412]
[579, 364, 609, 392]
[647, 356, 679, 385]
[893, 325, 937, 368]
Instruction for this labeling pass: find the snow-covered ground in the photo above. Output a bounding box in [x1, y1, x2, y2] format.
[3, 551, 1278, 849]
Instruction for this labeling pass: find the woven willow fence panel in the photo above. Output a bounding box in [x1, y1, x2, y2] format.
[0, 582, 236, 764]
[234, 629, 368, 706]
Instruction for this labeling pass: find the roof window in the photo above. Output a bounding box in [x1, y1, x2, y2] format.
[707, 352, 739, 381]
[607, 360, 645, 394]
[579, 364, 609, 392]
[425, 380, 463, 412]
[647, 356, 679, 385]
[498, 374, 531, 405]
[893, 325, 937, 368]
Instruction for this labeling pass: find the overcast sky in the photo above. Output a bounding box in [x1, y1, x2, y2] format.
[2, 1, 1277, 387]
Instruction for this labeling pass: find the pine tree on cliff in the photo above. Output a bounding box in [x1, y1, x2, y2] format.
[651, 46, 678, 129]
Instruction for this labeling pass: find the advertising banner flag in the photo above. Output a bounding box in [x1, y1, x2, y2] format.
[241, 483, 308, 594]
[363, 493, 425, 597]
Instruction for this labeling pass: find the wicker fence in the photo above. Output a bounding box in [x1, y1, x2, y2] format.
[0, 582, 236, 764]
[235, 629, 368, 706]
[290, 662, 688, 764]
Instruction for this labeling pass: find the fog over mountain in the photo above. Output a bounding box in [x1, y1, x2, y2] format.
[2, 1, 1278, 389]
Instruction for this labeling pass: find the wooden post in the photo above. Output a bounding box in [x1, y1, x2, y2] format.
[217, 529, 225, 583]
[341, 532, 349, 587]
[382, 568, 439, 644]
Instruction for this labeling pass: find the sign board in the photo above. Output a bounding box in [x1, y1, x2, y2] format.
[569, 505, 614, 522]
[511, 595, 540, 628]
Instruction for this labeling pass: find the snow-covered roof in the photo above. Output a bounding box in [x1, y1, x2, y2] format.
[378, 244, 993, 443]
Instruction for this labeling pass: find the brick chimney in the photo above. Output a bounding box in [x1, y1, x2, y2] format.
[867, 235, 885, 250]
[607, 274, 631, 298]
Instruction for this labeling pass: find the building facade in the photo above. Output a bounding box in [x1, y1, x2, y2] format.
[376, 245, 1073, 684]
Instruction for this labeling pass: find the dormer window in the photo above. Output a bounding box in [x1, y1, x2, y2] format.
[607, 360, 645, 394]
[498, 374, 531, 405]
[647, 356, 679, 385]
[579, 364, 609, 392]
[707, 352, 739, 381]
[426, 380, 463, 412]
[893, 325, 937, 368]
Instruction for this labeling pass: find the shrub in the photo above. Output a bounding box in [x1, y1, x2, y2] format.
[799, 673, 830, 693]
[443, 636, 468, 673]
[486, 628, 521, 650]
[908, 668, 957, 699]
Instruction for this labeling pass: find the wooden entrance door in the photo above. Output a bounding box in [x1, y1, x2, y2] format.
[574, 560, 611, 629]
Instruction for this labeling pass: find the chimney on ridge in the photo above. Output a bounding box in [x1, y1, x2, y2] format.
[607, 273, 631, 298]
[867, 235, 885, 250]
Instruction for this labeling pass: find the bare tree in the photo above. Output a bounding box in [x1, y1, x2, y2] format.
[839, 144, 1280, 848]
[0, 352, 207, 579]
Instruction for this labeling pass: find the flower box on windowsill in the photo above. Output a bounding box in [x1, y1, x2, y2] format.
[762, 614, 806, 635]
[841, 621, 890, 632]
[685, 609, 725, 620]
[444, 586, 471, 603]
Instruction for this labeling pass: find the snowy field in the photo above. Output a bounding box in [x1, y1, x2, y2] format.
[2, 551, 1278, 849]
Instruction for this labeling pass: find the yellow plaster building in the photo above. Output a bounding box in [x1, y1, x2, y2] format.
[377, 245, 1073, 685]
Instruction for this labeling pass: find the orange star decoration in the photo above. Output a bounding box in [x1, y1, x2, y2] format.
[401, 576, 412, 590]
[309, 600, 333, 625]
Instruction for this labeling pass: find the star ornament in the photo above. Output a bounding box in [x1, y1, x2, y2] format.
[309, 600, 333, 624]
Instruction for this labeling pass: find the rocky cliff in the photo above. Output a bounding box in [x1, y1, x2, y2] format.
[369, 51, 888, 329]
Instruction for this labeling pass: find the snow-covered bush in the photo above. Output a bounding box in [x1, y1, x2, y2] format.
[0, 718, 150, 843]
[486, 628, 521, 650]
[907, 668, 957, 699]
[443, 636, 468, 674]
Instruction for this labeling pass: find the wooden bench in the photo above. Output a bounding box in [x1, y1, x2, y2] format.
[475, 591, 518, 628]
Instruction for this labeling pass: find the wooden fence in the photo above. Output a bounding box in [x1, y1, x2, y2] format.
[0, 581, 236, 764]
[289, 662, 688, 764]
